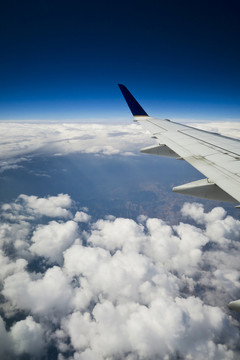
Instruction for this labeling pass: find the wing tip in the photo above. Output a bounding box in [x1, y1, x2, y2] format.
[118, 84, 149, 117]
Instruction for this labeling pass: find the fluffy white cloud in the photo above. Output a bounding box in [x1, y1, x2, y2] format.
[144, 218, 209, 275]
[62, 297, 236, 360]
[2, 193, 72, 220]
[30, 220, 79, 263]
[3, 266, 73, 318]
[74, 211, 91, 223]
[0, 250, 27, 282]
[181, 202, 227, 225]
[88, 217, 146, 253]
[0, 194, 240, 359]
[18, 193, 72, 218]
[10, 316, 46, 356]
[0, 220, 30, 248]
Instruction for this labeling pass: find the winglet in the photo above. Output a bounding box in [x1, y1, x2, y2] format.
[118, 84, 149, 117]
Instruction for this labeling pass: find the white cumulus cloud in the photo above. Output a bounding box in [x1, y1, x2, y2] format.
[74, 211, 91, 223]
[2, 193, 73, 220]
[0, 194, 240, 359]
[10, 316, 46, 357]
[30, 220, 79, 264]
[18, 193, 72, 218]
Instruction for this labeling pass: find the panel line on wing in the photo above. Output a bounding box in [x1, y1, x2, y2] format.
[179, 130, 240, 157]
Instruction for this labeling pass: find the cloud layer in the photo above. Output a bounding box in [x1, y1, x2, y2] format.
[0, 194, 240, 359]
[0, 121, 240, 172]
[0, 122, 152, 166]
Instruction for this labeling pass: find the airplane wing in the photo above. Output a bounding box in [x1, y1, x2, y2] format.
[118, 84, 240, 204]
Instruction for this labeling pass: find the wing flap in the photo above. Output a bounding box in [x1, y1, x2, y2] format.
[173, 178, 237, 203]
[140, 144, 180, 158]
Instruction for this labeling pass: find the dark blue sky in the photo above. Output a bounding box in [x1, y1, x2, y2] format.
[1, 0, 240, 120]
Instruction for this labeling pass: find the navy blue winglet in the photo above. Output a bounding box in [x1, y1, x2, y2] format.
[118, 84, 149, 116]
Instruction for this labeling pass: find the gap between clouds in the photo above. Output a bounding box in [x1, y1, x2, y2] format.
[0, 194, 240, 359]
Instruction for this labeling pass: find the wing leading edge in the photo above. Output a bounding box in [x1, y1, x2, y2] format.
[118, 84, 240, 204]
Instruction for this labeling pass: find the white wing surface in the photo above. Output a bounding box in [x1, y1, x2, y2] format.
[119, 84, 240, 204]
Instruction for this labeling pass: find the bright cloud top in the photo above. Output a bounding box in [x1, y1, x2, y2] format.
[0, 194, 240, 359]
[0, 121, 240, 172]
[191, 121, 240, 139]
[0, 122, 152, 164]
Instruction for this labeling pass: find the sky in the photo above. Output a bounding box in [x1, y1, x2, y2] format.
[1, 0, 240, 120]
